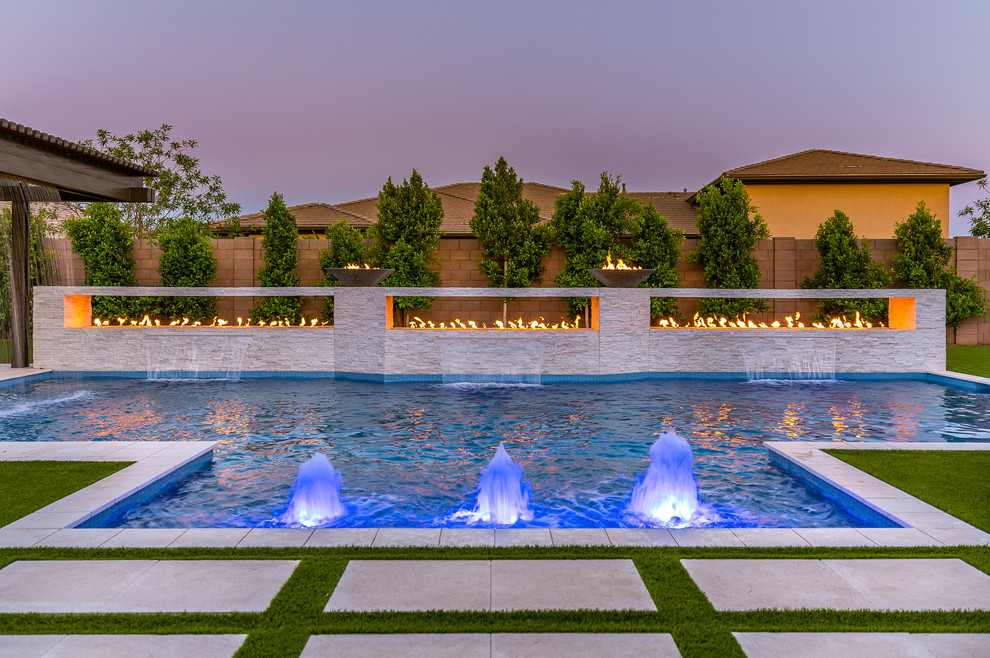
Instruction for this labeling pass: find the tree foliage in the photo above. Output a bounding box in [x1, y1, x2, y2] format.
[369, 170, 443, 316]
[250, 192, 302, 322]
[155, 217, 218, 322]
[959, 178, 990, 238]
[550, 173, 641, 316]
[64, 203, 139, 319]
[802, 210, 891, 323]
[470, 157, 550, 288]
[631, 204, 684, 319]
[893, 201, 987, 328]
[88, 124, 241, 235]
[689, 175, 770, 318]
[317, 220, 368, 323]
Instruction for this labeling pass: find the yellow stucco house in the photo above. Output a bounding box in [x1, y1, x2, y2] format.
[710, 149, 984, 238]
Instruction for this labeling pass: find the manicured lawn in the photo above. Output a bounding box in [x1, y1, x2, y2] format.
[946, 345, 990, 378]
[826, 450, 990, 533]
[0, 461, 130, 527]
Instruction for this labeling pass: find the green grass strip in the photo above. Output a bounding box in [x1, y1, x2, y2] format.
[946, 345, 990, 378]
[0, 461, 131, 527]
[826, 450, 990, 533]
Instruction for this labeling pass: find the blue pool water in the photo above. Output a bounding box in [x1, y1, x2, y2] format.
[1, 377, 987, 529]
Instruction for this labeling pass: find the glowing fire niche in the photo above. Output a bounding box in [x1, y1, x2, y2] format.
[408, 316, 583, 330]
[657, 311, 884, 330]
[92, 315, 329, 328]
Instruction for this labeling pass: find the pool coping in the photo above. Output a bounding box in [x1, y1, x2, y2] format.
[0, 439, 987, 549]
[0, 367, 987, 549]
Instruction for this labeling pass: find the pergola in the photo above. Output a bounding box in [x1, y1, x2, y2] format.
[0, 119, 155, 367]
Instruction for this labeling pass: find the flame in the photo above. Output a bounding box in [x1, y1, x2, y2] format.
[343, 263, 373, 269]
[662, 309, 885, 330]
[407, 314, 584, 330]
[602, 251, 641, 270]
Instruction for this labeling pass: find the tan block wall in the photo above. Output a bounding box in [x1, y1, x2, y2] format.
[746, 182, 951, 240]
[40, 234, 990, 343]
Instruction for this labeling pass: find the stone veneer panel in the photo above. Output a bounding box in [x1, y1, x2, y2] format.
[33, 286, 944, 375]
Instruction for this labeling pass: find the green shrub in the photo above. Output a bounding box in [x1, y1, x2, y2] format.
[802, 210, 891, 323]
[689, 176, 770, 318]
[550, 173, 640, 317]
[155, 217, 218, 322]
[249, 192, 302, 322]
[64, 203, 140, 320]
[631, 204, 684, 320]
[317, 220, 368, 323]
[893, 201, 988, 328]
[369, 170, 443, 323]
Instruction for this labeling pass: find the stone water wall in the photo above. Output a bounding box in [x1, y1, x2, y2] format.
[33, 286, 945, 376]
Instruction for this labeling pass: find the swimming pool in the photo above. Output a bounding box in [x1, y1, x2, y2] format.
[2, 377, 987, 529]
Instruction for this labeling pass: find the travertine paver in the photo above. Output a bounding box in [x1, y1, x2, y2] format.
[684, 559, 990, 611]
[732, 632, 990, 657]
[325, 560, 656, 612]
[301, 634, 489, 658]
[325, 560, 490, 612]
[0, 560, 298, 613]
[0, 634, 247, 658]
[300, 634, 681, 657]
[490, 560, 656, 611]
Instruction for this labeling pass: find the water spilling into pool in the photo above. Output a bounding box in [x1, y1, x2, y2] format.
[278, 453, 345, 527]
[1, 377, 987, 528]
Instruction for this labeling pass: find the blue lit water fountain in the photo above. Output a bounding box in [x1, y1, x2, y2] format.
[279, 454, 345, 527]
[464, 442, 533, 525]
[628, 429, 709, 527]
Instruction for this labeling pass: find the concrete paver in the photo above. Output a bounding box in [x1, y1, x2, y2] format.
[440, 528, 495, 547]
[33, 529, 122, 548]
[490, 560, 656, 611]
[0, 634, 247, 658]
[606, 528, 677, 547]
[305, 528, 377, 547]
[550, 528, 610, 546]
[491, 633, 680, 657]
[733, 632, 990, 657]
[167, 528, 250, 548]
[300, 633, 680, 658]
[670, 528, 745, 547]
[731, 528, 810, 547]
[301, 634, 489, 658]
[100, 528, 186, 548]
[372, 527, 441, 547]
[237, 528, 313, 547]
[326, 560, 490, 612]
[494, 528, 552, 547]
[0, 560, 298, 613]
[684, 559, 990, 611]
[793, 528, 877, 547]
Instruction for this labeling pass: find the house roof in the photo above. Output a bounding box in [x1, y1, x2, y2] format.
[220, 181, 701, 236]
[721, 149, 984, 185]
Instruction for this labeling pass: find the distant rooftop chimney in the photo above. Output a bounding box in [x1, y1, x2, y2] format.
[683, 188, 687, 193]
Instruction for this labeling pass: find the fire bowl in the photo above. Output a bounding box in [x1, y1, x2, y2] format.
[588, 268, 655, 288]
[324, 268, 395, 287]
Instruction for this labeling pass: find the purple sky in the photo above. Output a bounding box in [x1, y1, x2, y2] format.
[5, 1, 989, 235]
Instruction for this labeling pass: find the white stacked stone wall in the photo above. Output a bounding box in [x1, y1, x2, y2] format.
[33, 286, 945, 375]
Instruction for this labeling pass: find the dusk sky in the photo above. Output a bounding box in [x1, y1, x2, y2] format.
[5, 1, 989, 235]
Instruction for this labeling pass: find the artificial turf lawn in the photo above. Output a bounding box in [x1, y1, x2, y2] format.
[825, 450, 990, 533]
[0, 544, 988, 658]
[0, 461, 131, 527]
[946, 345, 990, 378]
[1, 458, 988, 657]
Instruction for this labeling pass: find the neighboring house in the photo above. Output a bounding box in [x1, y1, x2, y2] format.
[704, 149, 984, 238]
[215, 150, 984, 240]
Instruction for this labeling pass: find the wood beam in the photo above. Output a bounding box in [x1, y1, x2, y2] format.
[0, 139, 153, 203]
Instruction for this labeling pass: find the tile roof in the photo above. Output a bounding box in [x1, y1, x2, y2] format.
[722, 149, 984, 184]
[221, 182, 701, 236]
[0, 118, 157, 177]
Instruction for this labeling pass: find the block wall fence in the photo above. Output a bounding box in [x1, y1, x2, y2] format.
[43, 235, 990, 344]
